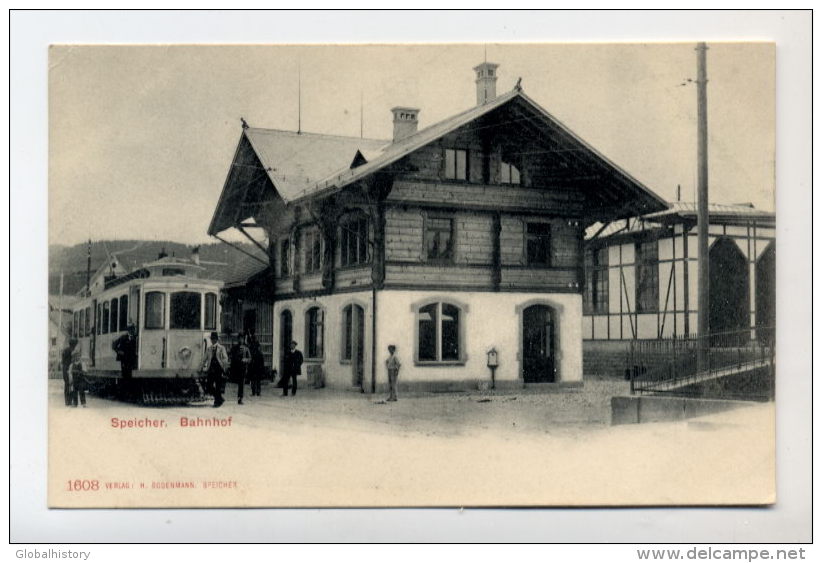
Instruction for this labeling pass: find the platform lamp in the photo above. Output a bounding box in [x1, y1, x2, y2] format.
[486, 347, 499, 389]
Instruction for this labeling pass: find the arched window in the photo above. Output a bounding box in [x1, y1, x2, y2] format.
[102, 301, 110, 334]
[119, 295, 129, 331]
[415, 301, 465, 363]
[305, 306, 324, 359]
[341, 303, 365, 362]
[110, 297, 119, 333]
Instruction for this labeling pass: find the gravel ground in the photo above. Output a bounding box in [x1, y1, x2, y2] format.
[48, 379, 774, 508]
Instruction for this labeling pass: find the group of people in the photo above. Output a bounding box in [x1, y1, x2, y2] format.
[202, 330, 267, 408]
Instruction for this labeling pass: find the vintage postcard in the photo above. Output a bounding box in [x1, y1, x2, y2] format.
[48, 42, 775, 508]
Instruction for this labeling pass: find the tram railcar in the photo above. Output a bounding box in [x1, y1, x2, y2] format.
[68, 255, 223, 405]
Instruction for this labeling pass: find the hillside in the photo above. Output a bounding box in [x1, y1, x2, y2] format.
[49, 240, 267, 295]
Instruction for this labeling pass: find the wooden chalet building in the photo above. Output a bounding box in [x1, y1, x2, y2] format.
[208, 62, 667, 392]
[582, 202, 775, 377]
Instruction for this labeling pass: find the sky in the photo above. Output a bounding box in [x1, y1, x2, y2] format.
[49, 42, 775, 246]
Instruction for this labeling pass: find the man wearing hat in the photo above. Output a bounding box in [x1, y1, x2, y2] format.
[112, 323, 138, 379]
[202, 331, 229, 407]
[61, 338, 79, 406]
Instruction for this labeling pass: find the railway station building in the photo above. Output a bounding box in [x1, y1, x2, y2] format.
[208, 62, 667, 393]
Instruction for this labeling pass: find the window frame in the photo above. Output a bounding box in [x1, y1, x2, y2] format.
[584, 246, 609, 315]
[339, 216, 370, 268]
[499, 160, 521, 185]
[110, 297, 119, 334]
[279, 237, 291, 277]
[302, 226, 323, 275]
[118, 295, 129, 331]
[340, 302, 366, 364]
[304, 306, 325, 360]
[84, 306, 91, 336]
[204, 292, 218, 331]
[412, 299, 468, 366]
[443, 147, 468, 181]
[169, 291, 203, 330]
[525, 221, 552, 267]
[144, 291, 166, 330]
[635, 239, 660, 313]
[102, 301, 110, 335]
[424, 214, 455, 263]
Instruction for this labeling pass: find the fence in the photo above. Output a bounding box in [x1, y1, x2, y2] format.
[628, 326, 774, 400]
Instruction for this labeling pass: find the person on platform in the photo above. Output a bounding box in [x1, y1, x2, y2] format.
[61, 338, 79, 406]
[248, 330, 265, 397]
[282, 340, 303, 397]
[202, 331, 229, 408]
[385, 344, 401, 402]
[228, 332, 250, 405]
[70, 349, 87, 408]
[112, 324, 138, 379]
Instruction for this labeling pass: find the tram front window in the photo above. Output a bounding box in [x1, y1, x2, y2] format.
[170, 291, 201, 330]
[145, 292, 165, 329]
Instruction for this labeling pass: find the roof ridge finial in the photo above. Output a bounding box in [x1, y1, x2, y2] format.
[515, 77, 522, 91]
[241, 117, 249, 130]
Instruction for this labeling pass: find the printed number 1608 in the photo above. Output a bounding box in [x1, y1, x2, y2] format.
[66, 479, 99, 491]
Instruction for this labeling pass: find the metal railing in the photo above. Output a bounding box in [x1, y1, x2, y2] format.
[628, 326, 774, 400]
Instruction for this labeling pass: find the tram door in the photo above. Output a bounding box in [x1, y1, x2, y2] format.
[279, 310, 293, 377]
[522, 305, 556, 383]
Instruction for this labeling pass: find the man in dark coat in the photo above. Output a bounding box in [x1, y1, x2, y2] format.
[282, 340, 303, 397]
[228, 333, 250, 405]
[248, 331, 265, 396]
[61, 338, 79, 406]
[112, 324, 138, 379]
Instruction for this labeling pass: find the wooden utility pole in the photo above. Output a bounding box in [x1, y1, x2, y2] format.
[696, 42, 710, 372]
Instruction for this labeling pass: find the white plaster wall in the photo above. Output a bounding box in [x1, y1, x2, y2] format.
[374, 290, 583, 386]
[272, 290, 373, 390]
[636, 314, 657, 339]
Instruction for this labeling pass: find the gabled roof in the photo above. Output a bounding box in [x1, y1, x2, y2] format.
[243, 128, 389, 203]
[212, 254, 270, 288]
[210, 85, 668, 236]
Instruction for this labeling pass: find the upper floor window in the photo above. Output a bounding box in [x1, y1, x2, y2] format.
[584, 247, 609, 315]
[636, 240, 659, 313]
[204, 292, 218, 330]
[144, 291, 165, 330]
[302, 228, 322, 274]
[417, 302, 464, 363]
[425, 216, 454, 262]
[500, 161, 521, 185]
[305, 306, 324, 359]
[443, 148, 468, 181]
[340, 217, 369, 267]
[170, 291, 201, 330]
[526, 222, 552, 266]
[279, 238, 290, 277]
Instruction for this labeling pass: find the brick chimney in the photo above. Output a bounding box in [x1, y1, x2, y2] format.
[391, 107, 420, 142]
[473, 62, 499, 105]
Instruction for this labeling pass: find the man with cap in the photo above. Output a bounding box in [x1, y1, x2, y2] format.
[61, 338, 79, 406]
[202, 331, 229, 407]
[112, 324, 138, 379]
